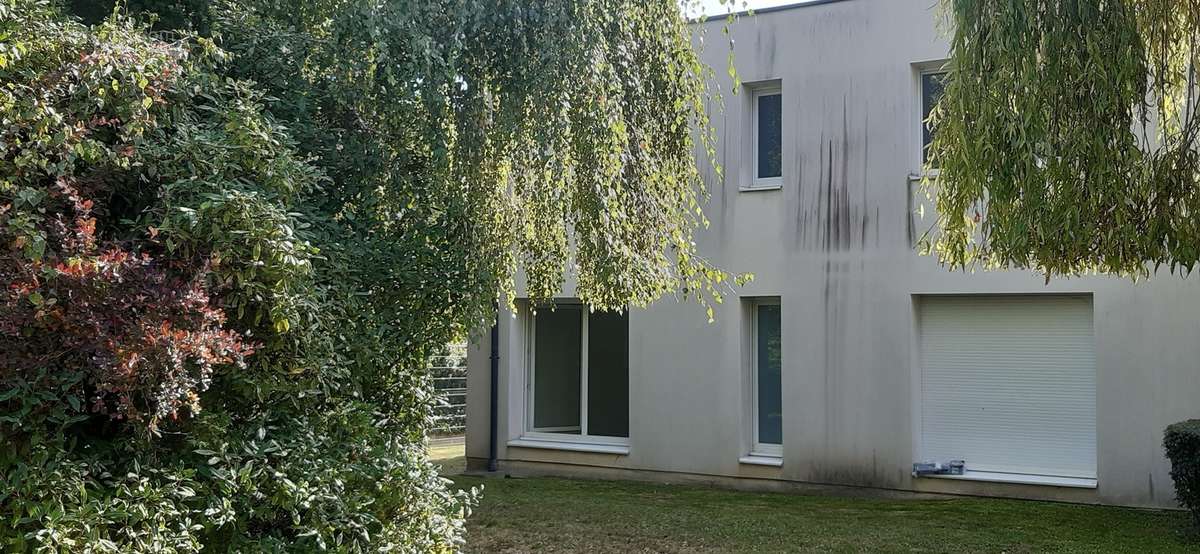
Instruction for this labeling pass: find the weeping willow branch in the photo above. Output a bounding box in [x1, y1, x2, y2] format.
[924, 0, 1200, 279]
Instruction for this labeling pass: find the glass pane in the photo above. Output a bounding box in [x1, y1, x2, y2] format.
[757, 93, 782, 179]
[587, 310, 629, 438]
[533, 307, 581, 433]
[757, 304, 782, 445]
[922, 72, 947, 164]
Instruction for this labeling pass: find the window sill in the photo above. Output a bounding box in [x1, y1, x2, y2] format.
[739, 455, 783, 467]
[740, 184, 783, 192]
[918, 471, 1097, 489]
[908, 171, 940, 182]
[507, 437, 630, 456]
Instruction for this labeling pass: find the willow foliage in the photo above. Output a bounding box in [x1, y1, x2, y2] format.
[452, 0, 746, 315]
[926, 0, 1200, 278]
[214, 0, 743, 327]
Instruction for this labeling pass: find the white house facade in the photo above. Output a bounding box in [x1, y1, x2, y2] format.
[464, 0, 1200, 509]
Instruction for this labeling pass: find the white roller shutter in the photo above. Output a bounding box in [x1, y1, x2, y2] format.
[918, 295, 1096, 479]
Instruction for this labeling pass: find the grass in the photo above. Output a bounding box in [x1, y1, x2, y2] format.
[432, 443, 1197, 553]
[428, 439, 466, 475]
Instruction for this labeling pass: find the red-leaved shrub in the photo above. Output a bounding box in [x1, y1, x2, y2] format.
[1, 177, 252, 431]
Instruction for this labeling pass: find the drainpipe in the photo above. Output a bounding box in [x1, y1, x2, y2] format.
[487, 304, 500, 472]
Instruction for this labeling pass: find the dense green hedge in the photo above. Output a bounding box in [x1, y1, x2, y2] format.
[1165, 420, 1200, 526]
[1, 3, 475, 550]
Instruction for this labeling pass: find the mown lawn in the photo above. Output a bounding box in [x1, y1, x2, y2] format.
[434, 446, 1196, 553]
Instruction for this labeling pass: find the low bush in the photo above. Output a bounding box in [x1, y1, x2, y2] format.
[1164, 419, 1200, 526]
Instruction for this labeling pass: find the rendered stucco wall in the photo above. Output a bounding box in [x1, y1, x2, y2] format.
[465, 0, 1200, 508]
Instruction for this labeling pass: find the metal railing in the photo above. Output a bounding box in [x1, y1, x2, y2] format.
[430, 343, 468, 436]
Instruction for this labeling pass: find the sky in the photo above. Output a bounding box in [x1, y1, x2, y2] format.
[690, 0, 819, 18]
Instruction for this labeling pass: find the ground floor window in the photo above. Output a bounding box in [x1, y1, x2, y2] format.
[918, 295, 1096, 482]
[528, 304, 629, 440]
[752, 299, 782, 456]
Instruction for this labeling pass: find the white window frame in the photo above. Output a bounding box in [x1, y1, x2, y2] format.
[911, 61, 949, 180]
[749, 298, 782, 458]
[750, 85, 783, 189]
[521, 303, 629, 448]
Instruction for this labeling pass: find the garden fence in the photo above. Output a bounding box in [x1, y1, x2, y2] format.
[430, 342, 468, 436]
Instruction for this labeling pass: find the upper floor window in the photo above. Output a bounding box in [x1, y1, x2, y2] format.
[921, 71, 947, 166]
[753, 86, 783, 187]
[528, 304, 629, 441]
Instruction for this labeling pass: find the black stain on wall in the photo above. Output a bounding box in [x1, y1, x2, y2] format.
[793, 92, 880, 253]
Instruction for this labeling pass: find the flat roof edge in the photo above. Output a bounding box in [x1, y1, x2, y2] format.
[701, 0, 856, 24]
